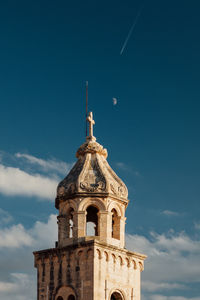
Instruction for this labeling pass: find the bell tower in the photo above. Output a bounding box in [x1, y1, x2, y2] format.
[33, 112, 146, 300]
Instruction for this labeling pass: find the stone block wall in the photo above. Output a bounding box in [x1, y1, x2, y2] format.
[34, 240, 145, 300]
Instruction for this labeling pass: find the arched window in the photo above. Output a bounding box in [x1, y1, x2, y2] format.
[111, 292, 123, 300]
[111, 209, 120, 240]
[68, 295, 75, 300]
[86, 205, 99, 236]
[57, 297, 64, 300]
[68, 208, 74, 238]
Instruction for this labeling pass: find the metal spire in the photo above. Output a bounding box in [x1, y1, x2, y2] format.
[86, 81, 88, 137]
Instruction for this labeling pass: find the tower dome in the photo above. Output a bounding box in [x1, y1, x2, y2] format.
[55, 112, 128, 209]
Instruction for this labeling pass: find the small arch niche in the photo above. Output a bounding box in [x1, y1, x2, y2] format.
[111, 291, 123, 300]
[68, 295, 75, 300]
[57, 297, 64, 300]
[86, 205, 99, 236]
[111, 209, 120, 240]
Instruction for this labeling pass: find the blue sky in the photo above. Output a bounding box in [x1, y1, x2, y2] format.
[0, 0, 200, 299]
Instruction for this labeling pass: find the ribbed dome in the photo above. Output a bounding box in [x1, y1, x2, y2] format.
[55, 112, 128, 209]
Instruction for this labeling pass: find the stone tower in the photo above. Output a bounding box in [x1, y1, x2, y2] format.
[33, 112, 146, 300]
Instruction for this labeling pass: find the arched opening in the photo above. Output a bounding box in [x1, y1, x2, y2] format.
[68, 208, 74, 238]
[68, 295, 75, 300]
[86, 205, 99, 236]
[111, 209, 120, 240]
[111, 291, 123, 300]
[55, 287, 75, 300]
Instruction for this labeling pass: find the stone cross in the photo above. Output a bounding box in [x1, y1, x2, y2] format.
[87, 111, 95, 137]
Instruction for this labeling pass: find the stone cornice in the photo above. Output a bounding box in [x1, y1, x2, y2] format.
[33, 238, 147, 261]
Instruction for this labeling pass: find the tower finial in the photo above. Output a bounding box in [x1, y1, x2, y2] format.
[87, 111, 95, 140]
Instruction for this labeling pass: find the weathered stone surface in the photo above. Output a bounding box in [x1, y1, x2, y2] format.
[34, 112, 146, 300]
[34, 240, 146, 300]
[56, 138, 128, 208]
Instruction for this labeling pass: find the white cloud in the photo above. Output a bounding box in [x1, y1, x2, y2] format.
[142, 281, 186, 292]
[0, 214, 57, 250]
[126, 230, 200, 295]
[31, 214, 57, 249]
[0, 164, 58, 200]
[116, 162, 141, 176]
[0, 213, 200, 299]
[0, 214, 57, 299]
[0, 150, 74, 201]
[116, 162, 128, 170]
[0, 273, 36, 300]
[15, 152, 71, 175]
[145, 295, 200, 300]
[0, 224, 33, 248]
[0, 281, 17, 292]
[149, 230, 200, 253]
[0, 208, 13, 225]
[162, 210, 180, 217]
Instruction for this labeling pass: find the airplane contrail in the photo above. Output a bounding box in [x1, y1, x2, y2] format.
[120, 4, 144, 55]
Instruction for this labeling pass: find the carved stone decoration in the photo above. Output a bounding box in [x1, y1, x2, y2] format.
[110, 183, 126, 198]
[80, 180, 106, 192]
[118, 185, 126, 197]
[79, 158, 106, 193]
[102, 158, 128, 199]
[76, 140, 108, 158]
[110, 183, 117, 195]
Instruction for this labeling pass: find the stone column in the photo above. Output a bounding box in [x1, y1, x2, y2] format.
[98, 211, 112, 241]
[57, 215, 68, 246]
[114, 215, 121, 240]
[119, 217, 126, 248]
[73, 211, 86, 238]
[49, 257, 54, 300]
